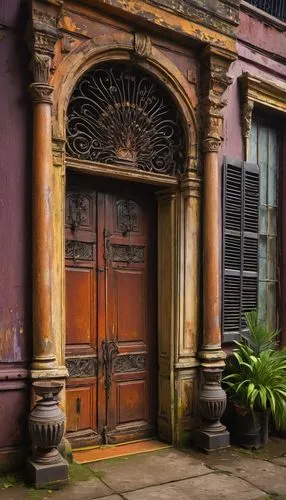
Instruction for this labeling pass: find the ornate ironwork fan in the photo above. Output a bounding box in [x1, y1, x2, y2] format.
[66, 62, 186, 177]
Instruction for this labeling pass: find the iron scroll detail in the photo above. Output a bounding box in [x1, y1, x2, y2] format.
[66, 62, 186, 177]
[102, 339, 119, 399]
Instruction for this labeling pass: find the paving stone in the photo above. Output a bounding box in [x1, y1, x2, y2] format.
[210, 456, 286, 496]
[0, 479, 113, 500]
[50, 478, 113, 499]
[87, 449, 211, 493]
[122, 473, 266, 500]
[0, 486, 31, 500]
[271, 456, 286, 467]
[92, 496, 122, 500]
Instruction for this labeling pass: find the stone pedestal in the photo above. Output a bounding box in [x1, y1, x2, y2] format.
[27, 456, 68, 489]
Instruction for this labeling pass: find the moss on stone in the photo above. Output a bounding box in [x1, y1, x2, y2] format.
[68, 461, 105, 481]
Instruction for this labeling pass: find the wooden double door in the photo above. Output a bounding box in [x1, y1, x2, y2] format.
[65, 175, 157, 447]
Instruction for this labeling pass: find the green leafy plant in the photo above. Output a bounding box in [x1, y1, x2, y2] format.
[223, 311, 286, 430]
[244, 310, 278, 355]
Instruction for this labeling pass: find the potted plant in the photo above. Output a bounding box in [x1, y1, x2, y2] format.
[222, 311, 286, 448]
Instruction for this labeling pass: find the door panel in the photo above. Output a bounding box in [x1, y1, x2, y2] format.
[116, 269, 145, 342]
[102, 191, 156, 443]
[65, 187, 100, 447]
[65, 177, 157, 447]
[66, 384, 95, 433]
[66, 267, 93, 347]
[117, 379, 146, 424]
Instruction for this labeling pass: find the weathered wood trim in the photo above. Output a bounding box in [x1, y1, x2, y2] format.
[239, 72, 286, 160]
[77, 0, 237, 52]
[66, 158, 178, 187]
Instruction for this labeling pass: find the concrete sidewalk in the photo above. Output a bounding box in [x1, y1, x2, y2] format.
[1, 439, 286, 500]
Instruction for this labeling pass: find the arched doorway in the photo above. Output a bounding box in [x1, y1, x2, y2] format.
[64, 62, 187, 448]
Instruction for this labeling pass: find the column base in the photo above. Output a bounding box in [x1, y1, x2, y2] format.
[27, 456, 69, 489]
[194, 428, 230, 452]
[31, 355, 58, 371]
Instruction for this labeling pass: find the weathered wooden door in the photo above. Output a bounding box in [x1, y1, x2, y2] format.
[65, 176, 157, 447]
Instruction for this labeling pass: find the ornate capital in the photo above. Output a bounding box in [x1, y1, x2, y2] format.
[201, 46, 236, 152]
[30, 83, 54, 104]
[30, 53, 51, 83]
[28, 1, 62, 93]
[133, 32, 152, 58]
[202, 137, 221, 153]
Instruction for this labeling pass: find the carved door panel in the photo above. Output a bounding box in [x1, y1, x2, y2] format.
[98, 189, 157, 444]
[65, 189, 100, 447]
[65, 177, 157, 447]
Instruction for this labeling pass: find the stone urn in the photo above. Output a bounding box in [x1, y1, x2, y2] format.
[199, 369, 227, 433]
[28, 381, 65, 465]
[194, 368, 229, 451]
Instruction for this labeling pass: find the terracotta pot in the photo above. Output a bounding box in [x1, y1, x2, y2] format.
[28, 381, 65, 464]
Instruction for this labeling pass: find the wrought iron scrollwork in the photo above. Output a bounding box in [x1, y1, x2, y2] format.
[65, 240, 93, 261]
[111, 244, 144, 264]
[117, 199, 138, 235]
[102, 339, 119, 399]
[66, 62, 186, 177]
[66, 193, 90, 231]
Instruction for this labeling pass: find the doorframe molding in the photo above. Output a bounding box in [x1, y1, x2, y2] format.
[50, 30, 201, 446]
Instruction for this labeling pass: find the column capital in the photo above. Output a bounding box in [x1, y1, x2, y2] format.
[201, 45, 235, 151]
[27, 1, 62, 90]
[30, 82, 54, 104]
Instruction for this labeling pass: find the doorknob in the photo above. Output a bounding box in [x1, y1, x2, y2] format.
[102, 339, 119, 399]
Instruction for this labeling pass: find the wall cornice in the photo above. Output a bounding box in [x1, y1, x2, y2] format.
[239, 72, 286, 114]
[74, 0, 237, 55]
[240, 1, 286, 32]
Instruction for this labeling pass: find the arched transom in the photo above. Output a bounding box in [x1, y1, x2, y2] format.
[66, 62, 187, 177]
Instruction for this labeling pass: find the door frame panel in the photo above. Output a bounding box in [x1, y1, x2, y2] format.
[51, 36, 201, 446]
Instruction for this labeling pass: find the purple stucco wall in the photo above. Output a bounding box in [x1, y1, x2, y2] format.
[0, 0, 31, 469]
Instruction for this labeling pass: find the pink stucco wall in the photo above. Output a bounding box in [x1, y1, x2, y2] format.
[222, 7, 286, 345]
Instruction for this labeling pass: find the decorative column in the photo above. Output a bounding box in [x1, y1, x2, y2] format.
[194, 46, 235, 451]
[28, 4, 66, 379]
[30, 51, 57, 371]
[27, 3, 68, 488]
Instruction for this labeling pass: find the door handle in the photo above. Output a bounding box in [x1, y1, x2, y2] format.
[76, 397, 81, 414]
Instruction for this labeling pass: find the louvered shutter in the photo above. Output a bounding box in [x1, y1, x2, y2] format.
[222, 157, 259, 342]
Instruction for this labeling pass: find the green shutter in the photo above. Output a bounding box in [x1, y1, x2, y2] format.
[222, 157, 259, 342]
